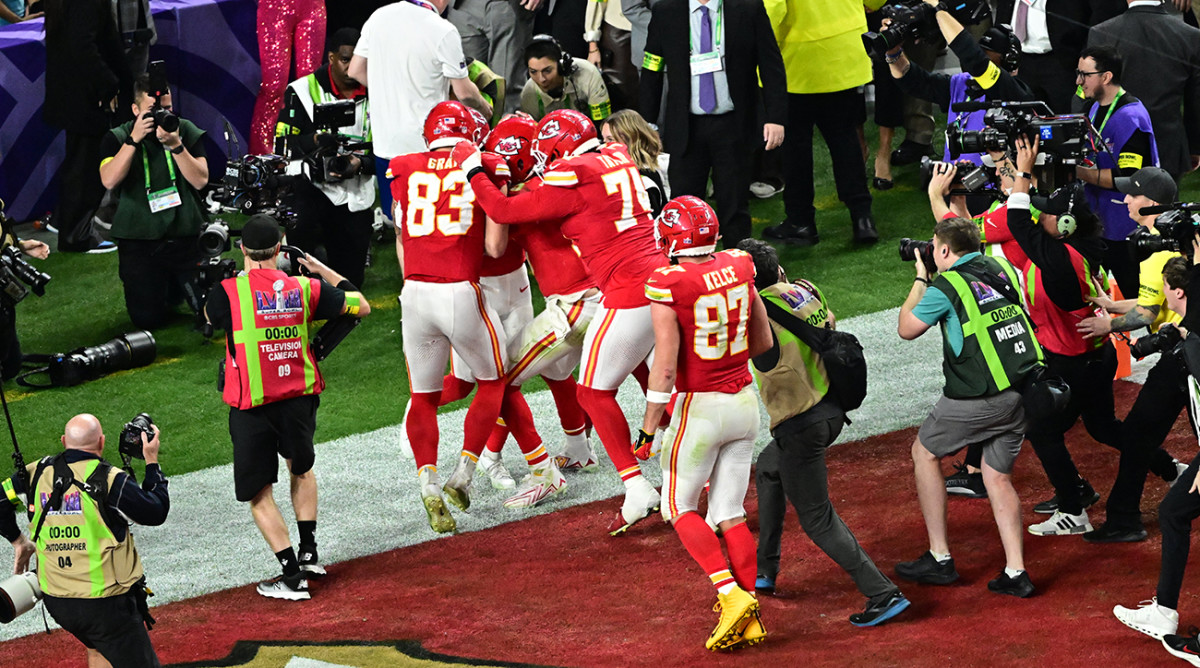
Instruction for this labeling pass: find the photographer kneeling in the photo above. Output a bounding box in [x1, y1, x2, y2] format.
[100, 73, 209, 330]
[276, 28, 375, 289]
[0, 414, 169, 667]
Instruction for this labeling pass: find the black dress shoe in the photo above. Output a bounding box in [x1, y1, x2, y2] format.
[873, 177, 894, 191]
[890, 140, 933, 166]
[1082, 523, 1148, 543]
[763, 222, 819, 247]
[852, 216, 879, 245]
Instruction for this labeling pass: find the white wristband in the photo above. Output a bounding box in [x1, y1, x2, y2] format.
[646, 390, 672, 404]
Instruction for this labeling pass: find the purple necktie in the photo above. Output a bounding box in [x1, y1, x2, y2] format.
[1013, 0, 1028, 42]
[699, 5, 716, 113]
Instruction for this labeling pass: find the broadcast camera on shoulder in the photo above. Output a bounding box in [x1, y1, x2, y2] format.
[1129, 202, 1200, 262]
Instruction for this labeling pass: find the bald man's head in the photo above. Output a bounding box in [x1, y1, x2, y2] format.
[62, 414, 104, 455]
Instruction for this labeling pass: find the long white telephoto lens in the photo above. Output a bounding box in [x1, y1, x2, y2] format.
[0, 572, 42, 623]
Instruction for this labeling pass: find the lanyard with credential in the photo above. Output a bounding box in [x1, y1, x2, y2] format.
[143, 145, 177, 194]
[689, 2, 722, 54]
[1090, 88, 1125, 136]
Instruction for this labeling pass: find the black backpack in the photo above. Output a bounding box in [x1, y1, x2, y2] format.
[762, 299, 868, 414]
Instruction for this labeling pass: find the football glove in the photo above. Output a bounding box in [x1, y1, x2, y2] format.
[632, 429, 656, 460]
[450, 140, 482, 174]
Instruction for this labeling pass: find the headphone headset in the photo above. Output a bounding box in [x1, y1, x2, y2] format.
[528, 34, 575, 78]
[984, 24, 1022, 73]
[1056, 185, 1079, 237]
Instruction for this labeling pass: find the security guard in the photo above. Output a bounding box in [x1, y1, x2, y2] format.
[1, 414, 169, 667]
[203, 214, 370, 601]
[275, 27, 375, 289]
[518, 35, 612, 123]
[739, 238, 910, 627]
[898, 216, 1043, 599]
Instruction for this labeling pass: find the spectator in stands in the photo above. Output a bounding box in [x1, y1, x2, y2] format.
[0, 0, 39, 25]
[519, 35, 612, 122]
[449, 0, 543, 114]
[1088, 0, 1200, 180]
[100, 74, 209, 330]
[639, 0, 787, 250]
[761, 0, 880, 247]
[584, 0, 636, 110]
[349, 0, 490, 223]
[601, 109, 667, 215]
[43, 0, 125, 252]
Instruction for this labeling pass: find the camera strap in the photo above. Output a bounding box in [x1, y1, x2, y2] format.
[952, 261, 1039, 332]
[28, 456, 117, 543]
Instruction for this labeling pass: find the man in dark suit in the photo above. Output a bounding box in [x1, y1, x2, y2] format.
[638, 0, 787, 250]
[1089, 0, 1200, 180]
[43, 0, 128, 252]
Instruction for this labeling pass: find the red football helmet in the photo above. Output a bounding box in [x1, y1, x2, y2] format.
[656, 196, 719, 257]
[423, 101, 480, 150]
[468, 108, 491, 147]
[532, 109, 599, 171]
[484, 116, 538, 183]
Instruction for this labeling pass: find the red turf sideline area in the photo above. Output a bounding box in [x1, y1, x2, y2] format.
[2, 381, 1194, 666]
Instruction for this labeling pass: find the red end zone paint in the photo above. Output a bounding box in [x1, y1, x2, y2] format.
[3, 381, 1188, 667]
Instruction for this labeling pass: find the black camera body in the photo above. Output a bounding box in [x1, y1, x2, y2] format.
[46, 331, 157, 388]
[1129, 206, 1200, 261]
[206, 154, 299, 225]
[0, 243, 50, 308]
[145, 60, 179, 133]
[1131, 323, 1184, 360]
[862, 0, 990, 58]
[920, 156, 995, 194]
[296, 101, 368, 185]
[119, 413, 155, 460]
[899, 238, 938, 276]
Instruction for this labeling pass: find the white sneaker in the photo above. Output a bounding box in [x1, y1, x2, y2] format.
[1171, 460, 1190, 487]
[504, 462, 568, 508]
[443, 458, 476, 511]
[1028, 510, 1092, 536]
[480, 450, 516, 490]
[256, 574, 310, 601]
[749, 181, 784, 199]
[1114, 598, 1179, 640]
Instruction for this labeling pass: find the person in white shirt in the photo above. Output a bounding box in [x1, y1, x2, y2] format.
[349, 0, 492, 222]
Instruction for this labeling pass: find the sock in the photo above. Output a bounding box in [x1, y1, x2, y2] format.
[462, 379, 507, 457]
[576, 384, 639, 478]
[1004, 567, 1024, 579]
[485, 419, 508, 454]
[502, 386, 545, 465]
[407, 392, 441, 469]
[297, 521, 316, 549]
[930, 551, 951, 563]
[721, 522, 756, 592]
[276, 547, 300, 577]
[673, 512, 735, 593]
[544, 375, 588, 435]
[439, 374, 476, 406]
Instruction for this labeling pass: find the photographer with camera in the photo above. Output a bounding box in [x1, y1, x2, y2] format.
[0, 205, 49, 380]
[276, 28, 375, 289]
[1074, 45, 1160, 300]
[0, 413, 168, 667]
[896, 216, 1042, 598]
[203, 215, 370, 601]
[1006, 136, 1126, 536]
[1076, 167, 1190, 543]
[883, 1, 1031, 175]
[99, 72, 210, 331]
[1111, 250, 1200, 653]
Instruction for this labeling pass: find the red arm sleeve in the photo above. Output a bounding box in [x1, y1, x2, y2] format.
[469, 171, 584, 225]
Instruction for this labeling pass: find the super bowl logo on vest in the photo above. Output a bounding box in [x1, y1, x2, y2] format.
[970, 280, 1003, 306]
[40, 490, 82, 515]
[255, 280, 303, 319]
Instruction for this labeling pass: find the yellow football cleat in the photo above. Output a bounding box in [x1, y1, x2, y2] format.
[729, 610, 767, 649]
[706, 586, 759, 651]
[422, 491, 457, 534]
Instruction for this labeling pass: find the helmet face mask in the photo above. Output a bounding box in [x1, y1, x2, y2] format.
[656, 196, 720, 258]
[467, 108, 490, 147]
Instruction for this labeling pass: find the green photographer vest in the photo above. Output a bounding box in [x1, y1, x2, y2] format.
[933, 255, 1044, 399]
[27, 458, 143, 599]
[753, 281, 832, 429]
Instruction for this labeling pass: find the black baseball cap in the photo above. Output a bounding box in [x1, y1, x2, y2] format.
[240, 214, 282, 251]
[1031, 181, 1091, 218]
[1114, 167, 1177, 205]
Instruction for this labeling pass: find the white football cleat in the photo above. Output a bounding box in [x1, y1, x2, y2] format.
[608, 476, 661, 536]
[553, 434, 599, 471]
[480, 450, 516, 490]
[504, 462, 568, 508]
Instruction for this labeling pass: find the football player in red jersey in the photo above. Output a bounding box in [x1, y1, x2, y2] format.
[480, 116, 602, 507]
[452, 109, 668, 534]
[640, 196, 772, 651]
[387, 101, 511, 533]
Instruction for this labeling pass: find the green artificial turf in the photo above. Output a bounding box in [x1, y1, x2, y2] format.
[5, 126, 1198, 476]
